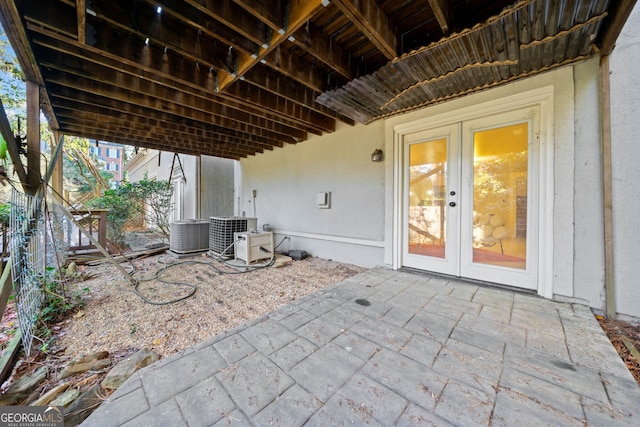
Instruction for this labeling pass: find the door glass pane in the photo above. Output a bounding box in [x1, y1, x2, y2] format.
[472, 123, 527, 269]
[409, 139, 447, 258]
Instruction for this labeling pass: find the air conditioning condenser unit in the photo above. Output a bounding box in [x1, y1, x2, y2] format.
[170, 219, 210, 253]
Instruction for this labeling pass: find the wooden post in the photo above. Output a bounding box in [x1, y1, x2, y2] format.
[600, 55, 616, 318]
[26, 81, 40, 196]
[51, 132, 64, 204]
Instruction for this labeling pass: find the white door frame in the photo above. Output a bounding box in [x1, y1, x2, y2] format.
[392, 86, 555, 298]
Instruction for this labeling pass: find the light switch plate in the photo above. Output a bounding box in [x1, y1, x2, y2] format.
[317, 191, 331, 208]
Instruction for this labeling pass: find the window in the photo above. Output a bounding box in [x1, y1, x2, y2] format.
[106, 163, 119, 171]
[107, 148, 119, 158]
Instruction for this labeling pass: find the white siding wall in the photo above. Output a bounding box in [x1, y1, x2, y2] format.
[611, 7, 640, 319]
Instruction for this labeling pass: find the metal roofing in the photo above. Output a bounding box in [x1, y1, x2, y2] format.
[317, 0, 611, 123]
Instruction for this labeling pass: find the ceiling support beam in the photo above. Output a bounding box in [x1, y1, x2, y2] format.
[331, 0, 397, 59]
[52, 99, 288, 148]
[217, 0, 326, 91]
[184, 0, 268, 47]
[29, 25, 334, 135]
[55, 105, 281, 151]
[242, 66, 355, 124]
[45, 73, 308, 141]
[76, 0, 86, 43]
[292, 21, 354, 80]
[597, 0, 637, 56]
[146, 0, 260, 58]
[263, 44, 325, 92]
[26, 81, 41, 196]
[426, 0, 453, 36]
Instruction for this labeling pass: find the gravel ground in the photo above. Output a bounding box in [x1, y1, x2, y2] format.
[58, 253, 366, 358]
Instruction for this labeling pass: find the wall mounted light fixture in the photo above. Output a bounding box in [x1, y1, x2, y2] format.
[371, 149, 384, 162]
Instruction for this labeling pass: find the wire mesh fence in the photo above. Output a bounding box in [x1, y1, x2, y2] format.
[9, 189, 69, 356]
[10, 189, 45, 357]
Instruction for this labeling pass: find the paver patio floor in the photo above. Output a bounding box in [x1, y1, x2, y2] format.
[83, 268, 640, 426]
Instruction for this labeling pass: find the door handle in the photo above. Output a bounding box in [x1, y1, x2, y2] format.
[449, 202, 456, 207]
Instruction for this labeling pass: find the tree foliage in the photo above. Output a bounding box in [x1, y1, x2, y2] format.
[128, 176, 174, 238]
[87, 176, 173, 247]
[62, 136, 113, 196]
[0, 34, 25, 112]
[87, 188, 138, 248]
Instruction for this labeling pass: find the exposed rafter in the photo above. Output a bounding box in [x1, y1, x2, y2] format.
[332, 0, 397, 59]
[0, 0, 634, 160]
[426, 0, 453, 36]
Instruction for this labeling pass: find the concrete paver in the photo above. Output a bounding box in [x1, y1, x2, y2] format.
[83, 268, 640, 426]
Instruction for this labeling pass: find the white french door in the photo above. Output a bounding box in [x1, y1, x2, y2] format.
[402, 107, 539, 290]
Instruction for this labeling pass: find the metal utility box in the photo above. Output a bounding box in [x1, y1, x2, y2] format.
[234, 231, 274, 265]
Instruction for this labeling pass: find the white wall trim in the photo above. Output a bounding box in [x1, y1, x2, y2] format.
[273, 229, 385, 248]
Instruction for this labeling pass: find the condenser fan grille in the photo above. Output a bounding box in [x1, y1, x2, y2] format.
[209, 217, 257, 257]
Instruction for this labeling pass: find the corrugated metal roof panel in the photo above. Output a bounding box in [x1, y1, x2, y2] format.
[316, 0, 610, 123]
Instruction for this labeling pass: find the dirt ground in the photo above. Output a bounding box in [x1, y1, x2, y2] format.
[56, 252, 366, 358]
[597, 315, 640, 385]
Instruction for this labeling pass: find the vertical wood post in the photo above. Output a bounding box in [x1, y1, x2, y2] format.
[26, 81, 41, 196]
[600, 55, 616, 318]
[51, 132, 64, 203]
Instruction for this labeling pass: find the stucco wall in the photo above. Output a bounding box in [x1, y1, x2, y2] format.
[610, 6, 640, 319]
[239, 121, 386, 267]
[239, 60, 608, 309]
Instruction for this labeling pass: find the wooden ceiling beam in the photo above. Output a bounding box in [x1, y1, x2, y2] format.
[145, 0, 260, 58]
[47, 81, 302, 144]
[76, 0, 86, 43]
[21, 0, 77, 39]
[262, 44, 325, 92]
[426, 0, 454, 36]
[331, 0, 397, 59]
[232, 0, 285, 34]
[242, 65, 355, 125]
[184, 0, 269, 47]
[59, 124, 248, 159]
[42, 67, 308, 141]
[35, 43, 326, 135]
[224, 81, 334, 133]
[59, 118, 260, 157]
[87, 0, 239, 74]
[57, 117, 259, 158]
[30, 25, 336, 132]
[292, 20, 354, 80]
[217, 0, 327, 91]
[597, 0, 637, 56]
[54, 103, 280, 151]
